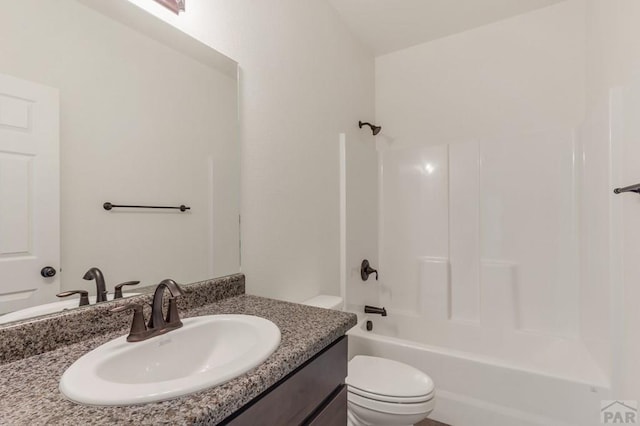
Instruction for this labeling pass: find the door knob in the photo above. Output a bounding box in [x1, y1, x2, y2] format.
[40, 266, 57, 278]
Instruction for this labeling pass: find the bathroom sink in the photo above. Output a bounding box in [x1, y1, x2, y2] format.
[59, 314, 281, 406]
[0, 293, 141, 324]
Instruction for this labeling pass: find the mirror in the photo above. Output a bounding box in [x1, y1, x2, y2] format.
[0, 0, 240, 324]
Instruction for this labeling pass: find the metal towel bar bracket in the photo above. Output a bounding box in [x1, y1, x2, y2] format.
[613, 184, 640, 195]
[103, 202, 191, 212]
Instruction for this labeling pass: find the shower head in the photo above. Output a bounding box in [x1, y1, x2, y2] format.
[359, 121, 382, 136]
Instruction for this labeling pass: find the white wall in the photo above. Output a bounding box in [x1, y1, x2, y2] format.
[376, 0, 585, 146]
[125, 0, 378, 302]
[0, 0, 239, 292]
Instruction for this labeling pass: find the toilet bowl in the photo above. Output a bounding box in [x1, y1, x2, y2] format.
[346, 355, 435, 426]
[302, 296, 436, 426]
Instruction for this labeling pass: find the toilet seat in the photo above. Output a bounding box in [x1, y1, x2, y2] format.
[349, 385, 435, 404]
[347, 391, 436, 416]
[347, 356, 435, 400]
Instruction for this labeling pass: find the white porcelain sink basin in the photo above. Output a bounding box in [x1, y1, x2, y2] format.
[59, 314, 281, 406]
[0, 293, 141, 324]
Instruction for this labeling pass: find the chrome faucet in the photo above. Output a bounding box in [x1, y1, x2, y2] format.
[83, 267, 107, 303]
[111, 279, 184, 342]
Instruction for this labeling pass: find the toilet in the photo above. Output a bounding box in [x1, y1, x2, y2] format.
[303, 296, 436, 426]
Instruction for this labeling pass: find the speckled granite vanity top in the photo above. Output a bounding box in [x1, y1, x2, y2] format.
[0, 275, 356, 425]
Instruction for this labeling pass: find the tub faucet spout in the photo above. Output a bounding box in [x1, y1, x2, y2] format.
[364, 305, 387, 317]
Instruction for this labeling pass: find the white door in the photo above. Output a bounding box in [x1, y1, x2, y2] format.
[0, 73, 59, 314]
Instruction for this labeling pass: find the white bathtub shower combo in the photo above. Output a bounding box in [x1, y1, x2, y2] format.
[336, 118, 624, 425]
[323, 2, 640, 424]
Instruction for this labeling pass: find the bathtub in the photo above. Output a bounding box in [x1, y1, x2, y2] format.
[347, 314, 611, 426]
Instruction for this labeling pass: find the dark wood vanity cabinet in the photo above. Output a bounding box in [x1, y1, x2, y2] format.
[306, 386, 348, 426]
[223, 336, 348, 426]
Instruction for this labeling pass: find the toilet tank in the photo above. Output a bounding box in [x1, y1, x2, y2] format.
[302, 295, 343, 311]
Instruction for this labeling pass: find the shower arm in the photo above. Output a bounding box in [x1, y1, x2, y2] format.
[358, 120, 382, 136]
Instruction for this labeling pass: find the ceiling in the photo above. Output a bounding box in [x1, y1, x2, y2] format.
[327, 0, 566, 55]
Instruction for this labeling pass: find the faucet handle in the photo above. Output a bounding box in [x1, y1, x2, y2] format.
[113, 281, 141, 299]
[110, 303, 148, 342]
[361, 260, 379, 281]
[57, 290, 90, 307]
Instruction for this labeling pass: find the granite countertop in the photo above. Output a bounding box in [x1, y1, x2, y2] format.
[0, 294, 356, 425]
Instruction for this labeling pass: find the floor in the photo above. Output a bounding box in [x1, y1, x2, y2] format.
[417, 419, 450, 426]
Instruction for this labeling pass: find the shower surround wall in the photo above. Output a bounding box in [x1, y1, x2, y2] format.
[586, 0, 640, 404]
[380, 133, 580, 334]
[375, 0, 610, 387]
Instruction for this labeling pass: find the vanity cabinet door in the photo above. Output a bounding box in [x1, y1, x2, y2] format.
[305, 386, 347, 426]
[224, 336, 347, 426]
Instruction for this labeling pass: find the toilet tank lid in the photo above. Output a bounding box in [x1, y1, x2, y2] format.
[302, 295, 343, 310]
